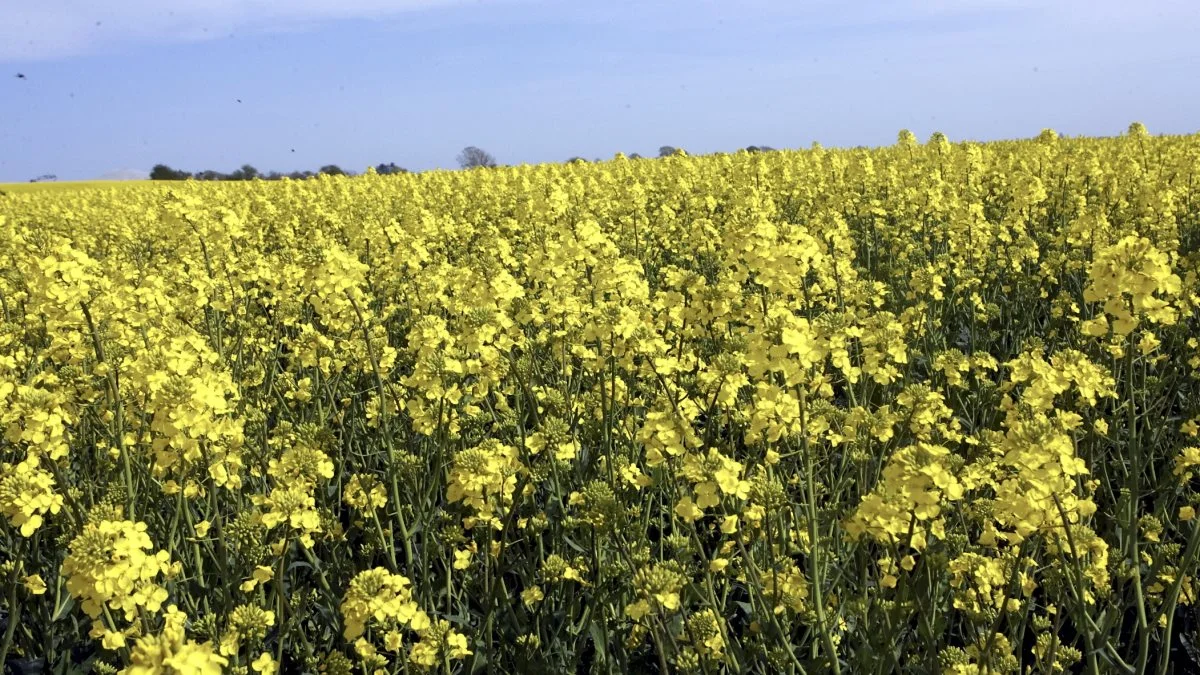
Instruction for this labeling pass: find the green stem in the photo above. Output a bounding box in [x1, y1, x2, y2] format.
[81, 300, 135, 517]
[275, 538, 289, 663]
[1155, 515, 1200, 674]
[799, 386, 841, 675]
[0, 583, 19, 668]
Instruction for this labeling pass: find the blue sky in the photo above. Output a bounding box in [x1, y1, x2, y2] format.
[1, 0, 1197, 182]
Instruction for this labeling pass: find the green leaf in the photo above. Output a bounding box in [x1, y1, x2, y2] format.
[52, 595, 75, 622]
[588, 620, 608, 654]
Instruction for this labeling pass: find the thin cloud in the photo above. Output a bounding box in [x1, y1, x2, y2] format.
[0, 0, 477, 62]
[4, 0, 1191, 63]
[97, 168, 150, 181]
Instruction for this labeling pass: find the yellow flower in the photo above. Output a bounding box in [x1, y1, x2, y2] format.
[1181, 415, 1200, 437]
[120, 606, 226, 674]
[1175, 447, 1200, 484]
[720, 515, 739, 534]
[240, 565, 275, 593]
[446, 439, 523, 527]
[354, 637, 377, 659]
[61, 519, 172, 622]
[102, 629, 128, 650]
[674, 496, 704, 523]
[521, 586, 544, 607]
[1083, 235, 1181, 335]
[221, 604, 276, 655]
[340, 568, 426, 640]
[251, 652, 277, 675]
[760, 562, 810, 613]
[260, 484, 322, 548]
[23, 574, 47, 595]
[344, 473, 388, 512]
[410, 619, 471, 666]
[845, 443, 964, 548]
[0, 458, 64, 537]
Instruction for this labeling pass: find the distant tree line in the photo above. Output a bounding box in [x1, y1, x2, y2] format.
[149, 144, 780, 182]
[149, 162, 408, 181]
[652, 145, 775, 158]
[558, 146, 777, 162]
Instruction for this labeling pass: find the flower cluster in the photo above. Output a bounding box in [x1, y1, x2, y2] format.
[0, 457, 64, 536]
[61, 519, 174, 648]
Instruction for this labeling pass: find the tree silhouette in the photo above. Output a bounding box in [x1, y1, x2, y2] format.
[149, 161, 396, 181]
[228, 164, 259, 181]
[457, 146, 497, 169]
[150, 164, 190, 180]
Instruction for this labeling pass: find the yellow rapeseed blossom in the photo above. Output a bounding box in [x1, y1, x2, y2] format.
[446, 439, 523, 528]
[61, 519, 172, 622]
[344, 473, 388, 511]
[340, 568, 430, 641]
[120, 606, 226, 674]
[0, 458, 64, 536]
[4, 130, 1200, 672]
